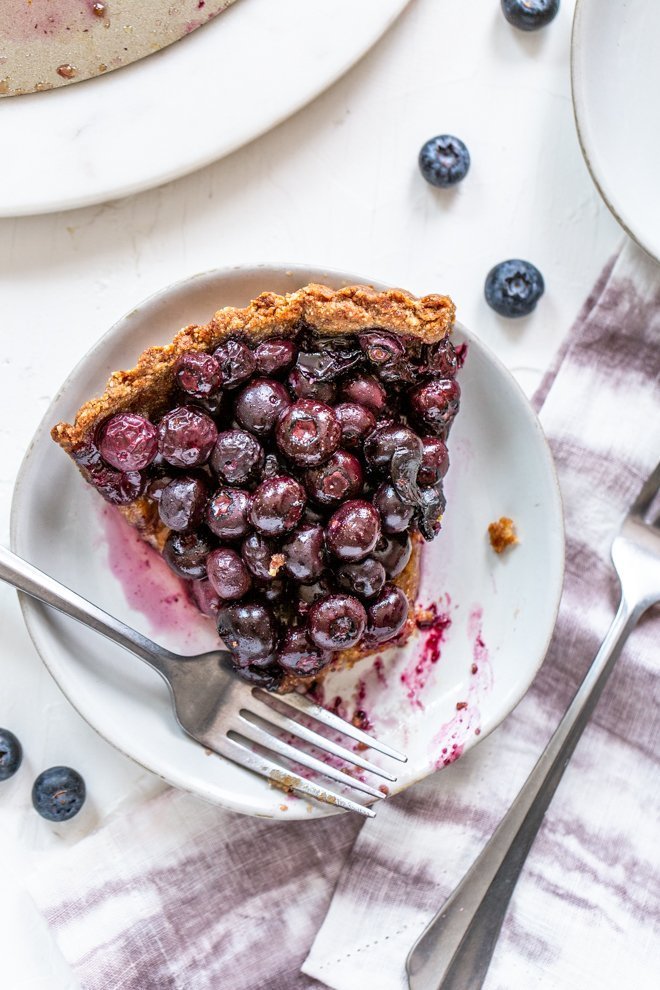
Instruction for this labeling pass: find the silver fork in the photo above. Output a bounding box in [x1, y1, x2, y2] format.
[406, 460, 660, 990]
[0, 545, 406, 817]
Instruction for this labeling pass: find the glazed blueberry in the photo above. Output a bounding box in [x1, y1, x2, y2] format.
[340, 374, 387, 415]
[372, 533, 412, 578]
[249, 475, 306, 536]
[419, 135, 470, 188]
[146, 470, 175, 503]
[175, 350, 223, 397]
[158, 475, 209, 532]
[71, 440, 103, 471]
[163, 529, 213, 579]
[277, 626, 333, 676]
[501, 0, 559, 31]
[484, 259, 545, 318]
[234, 378, 291, 437]
[418, 437, 450, 486]
[377, 356, 418, 387]
[217, 600, 279, 661]
[281, 523, 326, 583]
[97, 413, 158, 472]
[408, 379, 461, 436]
[261, 452, 285, 479]
[189, 390, 227, 419]
[364, 423, 423, 505]
[0, 728, 22, 781]
[335, 402, 376, 450]
[304, 450, 363, 507]
[296, 346, 361, 382]
[210, 430, 264, 487]
[326, 500, 381, 562]
[206, 488, 251, 540]
[308, 594, 367, 652]
[359, 331, 405, 366]
[336, 558, 386, 600]
[32, 766, 86, 822]
[366, 584, 409, 644]
[425, 338, 458, 378]
[212, 339, 256, 389]
[254, 338, 297, 377]
[276, 400, 341, 467]
[88, 465, 147, 505]
[158, 406, 218, 468]
[373, 481, 415, 534]
[417, 483, 447, 541]
[287, 367, 337, 404]
[241, 531, 278, 581]
[190, 578, 221, 617]
[207, 547, 252, 600]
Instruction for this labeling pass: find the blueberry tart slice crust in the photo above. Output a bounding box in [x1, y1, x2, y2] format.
[52, 283, 459, 693]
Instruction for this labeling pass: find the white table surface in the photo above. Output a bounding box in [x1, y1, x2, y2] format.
[0, 0, 622, 986]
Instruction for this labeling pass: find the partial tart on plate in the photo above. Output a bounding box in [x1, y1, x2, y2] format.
[51, 283, 460, 692]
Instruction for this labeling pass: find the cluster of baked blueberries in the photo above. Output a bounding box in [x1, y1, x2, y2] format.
[0, 727, 86, 822]
[73, 326, 462, 689]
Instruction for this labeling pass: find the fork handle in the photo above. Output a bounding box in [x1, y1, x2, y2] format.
[406, 595, 647, 990]
[0, 545, 177, 680]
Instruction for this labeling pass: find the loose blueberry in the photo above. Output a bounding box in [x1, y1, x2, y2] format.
[158, 475, 209, 532]
[249, 475, 306, 536]
[334, 402, 376, 450]
[484, 259, 545, 318]
[308, 594, 367, 652]
[175, 350, 223, 397]
[212, 339, 256, 389]
[32, 766, 86, 822]
[336, 558, 386, 600]
[158, 406, 218, 468]
[326, 500, 381, 562]
[97, 413, 158, 472]
[234, 378, 291, 437]
[207, 547, 252, 600]
[501, 0, 559, 32]
[0, 728, 22, 781]
[365, 584, 409, 644]
[217, 600, 279, 662]
[210, 429, 264, 487]
[206, 488, 251, 540]
[163, 529, 213, 579]
[277, 626, 333, 676]
[419, 135, 470, 188]
[254, 338, 297, 377]
[304, 450, 363, 507]
[276, 400, 341, 467]
[281, 523, 326, 583]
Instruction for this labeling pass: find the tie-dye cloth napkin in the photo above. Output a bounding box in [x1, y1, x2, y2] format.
[28, 241, 660, 990]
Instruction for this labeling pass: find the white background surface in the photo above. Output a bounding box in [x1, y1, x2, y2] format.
[0, 0, 621, 986]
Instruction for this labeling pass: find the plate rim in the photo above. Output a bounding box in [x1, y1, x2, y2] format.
[10, 263, 565, 819]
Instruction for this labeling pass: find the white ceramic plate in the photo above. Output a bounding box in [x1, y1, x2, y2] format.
[11, 264, 564, 820]
[572, 0, 660, 261]
[0, 0, 408, 218]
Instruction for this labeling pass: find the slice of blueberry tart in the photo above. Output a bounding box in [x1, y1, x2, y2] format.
[52, 283, 460, 693]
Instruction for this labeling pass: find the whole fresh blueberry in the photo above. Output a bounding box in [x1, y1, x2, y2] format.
[418, 135, 470, 188]
[32, 766, 86, 822]
[0, 728, 23, 781]
[501, 0, 560, 32]
[484, 259, 545, 318]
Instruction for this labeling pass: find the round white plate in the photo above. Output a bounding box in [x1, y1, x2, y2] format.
[572, 0, 660, 261]
[11, 264, 564, 820]
[0, 0, 408, 218]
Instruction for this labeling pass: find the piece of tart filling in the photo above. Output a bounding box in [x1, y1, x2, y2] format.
[52, 285, 460, 693]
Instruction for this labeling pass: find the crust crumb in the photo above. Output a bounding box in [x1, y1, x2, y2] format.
[488, 517, 518, 554]
[268, 553, 286, 577]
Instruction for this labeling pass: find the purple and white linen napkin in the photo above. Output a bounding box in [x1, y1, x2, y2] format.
[28, 240, 660, 990]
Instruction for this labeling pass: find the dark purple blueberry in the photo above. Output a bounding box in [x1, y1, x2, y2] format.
[308, 594, 367, 652]
[210, 430, 264, 486]
[363, 424, 423, 506]
[409, 379, 461, 436]
[249, 475, 306, 536]
[212, 339, 256, 389]
[217, 600, 279, 661]
[32, 766, 86, 822]
[335, 402, 376, 450]
[190, 578, 221, 617]
[232, 661, 283, 691]
[295, 346, 361, 381]
[326, 500, 381, 562]
[71, 441, 103, 471]
[358, 331, 405, 366]
[501, 0, 559, 32]
[281, 523, 326, 583]
[419, 134, 470, 188]
[254, 338, 297, 376]
[261, 452, 285, 479]
[277, 626, 333, 676]
[417, 483, 446, 541]
[425, 338, 458, 378]
[377, 357, 418, 386]
[205, 488, 251, 540]
[175, 350, 223, 397]
[304, 450, 363, 507]
[336, 558, 386, 600]
[365, 584, 409, 643]
[418, 437, 450, 486]
[484, 259, 545, 317]
[163, 529, 213, 579]
[158, 406, 218, 468]
[241, 532, 278, 581]
[158, 475, 209, 532]
[97, 413, 158, 471]
[275, 400, 341, 467]
[340, 374, 387, 415]
[234, 378, 291, 437]
[88, 466, 147, 505]
[287, 367, 337, 404]
[372, 533, 412, 578]
[207, 547, 252, 600]
[373, 481, 415, 534]
[0, 728, 22, 781]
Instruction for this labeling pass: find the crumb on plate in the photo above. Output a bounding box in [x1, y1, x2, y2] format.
[488, 516, 518, 554]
